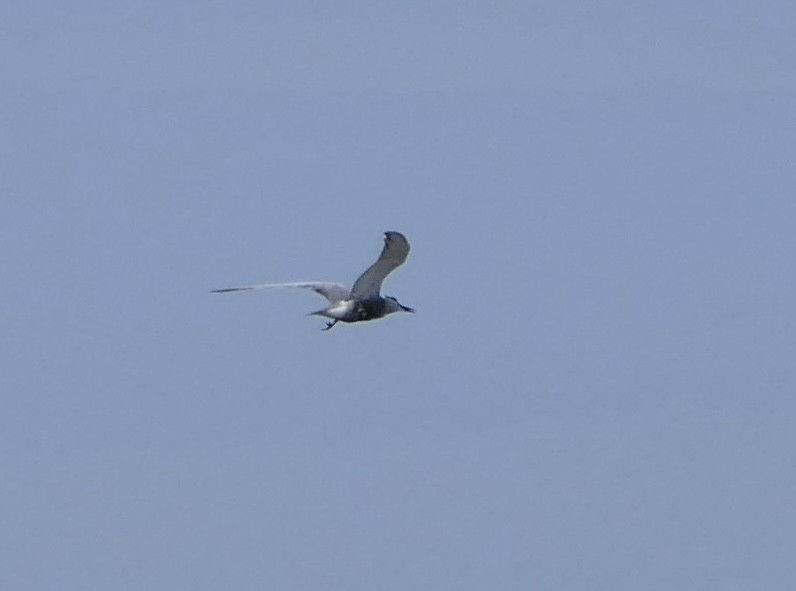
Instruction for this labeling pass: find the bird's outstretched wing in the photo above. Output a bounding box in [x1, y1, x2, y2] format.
[350, 231, 410, 299]
[212, 281, 350, 303]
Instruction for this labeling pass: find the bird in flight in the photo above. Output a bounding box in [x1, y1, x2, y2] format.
[213, 231, 415, 331]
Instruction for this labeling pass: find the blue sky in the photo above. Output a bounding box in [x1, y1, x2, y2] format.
[2, 2, 796, 589]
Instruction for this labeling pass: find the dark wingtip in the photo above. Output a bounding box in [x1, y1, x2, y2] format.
[384, 230, 403, 243]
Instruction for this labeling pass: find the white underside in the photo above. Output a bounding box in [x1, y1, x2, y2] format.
[322, 299, 357, 320]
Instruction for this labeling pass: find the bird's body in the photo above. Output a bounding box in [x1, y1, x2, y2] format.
[213, 231, 414, 331]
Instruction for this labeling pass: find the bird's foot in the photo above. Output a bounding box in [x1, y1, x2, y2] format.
[322, 320, 338, 331]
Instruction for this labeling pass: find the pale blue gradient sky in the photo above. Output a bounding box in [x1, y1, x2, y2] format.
[2, 2, 796, 590]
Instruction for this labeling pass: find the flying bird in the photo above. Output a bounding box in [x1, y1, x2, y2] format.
[213, 231, 415, 331]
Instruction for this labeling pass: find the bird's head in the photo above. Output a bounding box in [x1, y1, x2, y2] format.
[385, 296, 415, 314]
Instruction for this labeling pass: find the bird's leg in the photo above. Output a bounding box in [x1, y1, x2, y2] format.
[322, 320, 338, 331]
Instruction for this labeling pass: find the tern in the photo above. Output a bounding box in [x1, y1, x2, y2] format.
[213, 231, 415, 331]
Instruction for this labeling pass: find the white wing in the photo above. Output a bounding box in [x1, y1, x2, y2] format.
[350, 231, 410, 299]
[212, 281, 350, 303]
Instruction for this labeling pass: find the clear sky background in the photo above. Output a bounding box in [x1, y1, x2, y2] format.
[2, 1, 795, 589]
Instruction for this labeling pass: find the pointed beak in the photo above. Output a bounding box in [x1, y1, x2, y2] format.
[401, 305, 416, 313]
